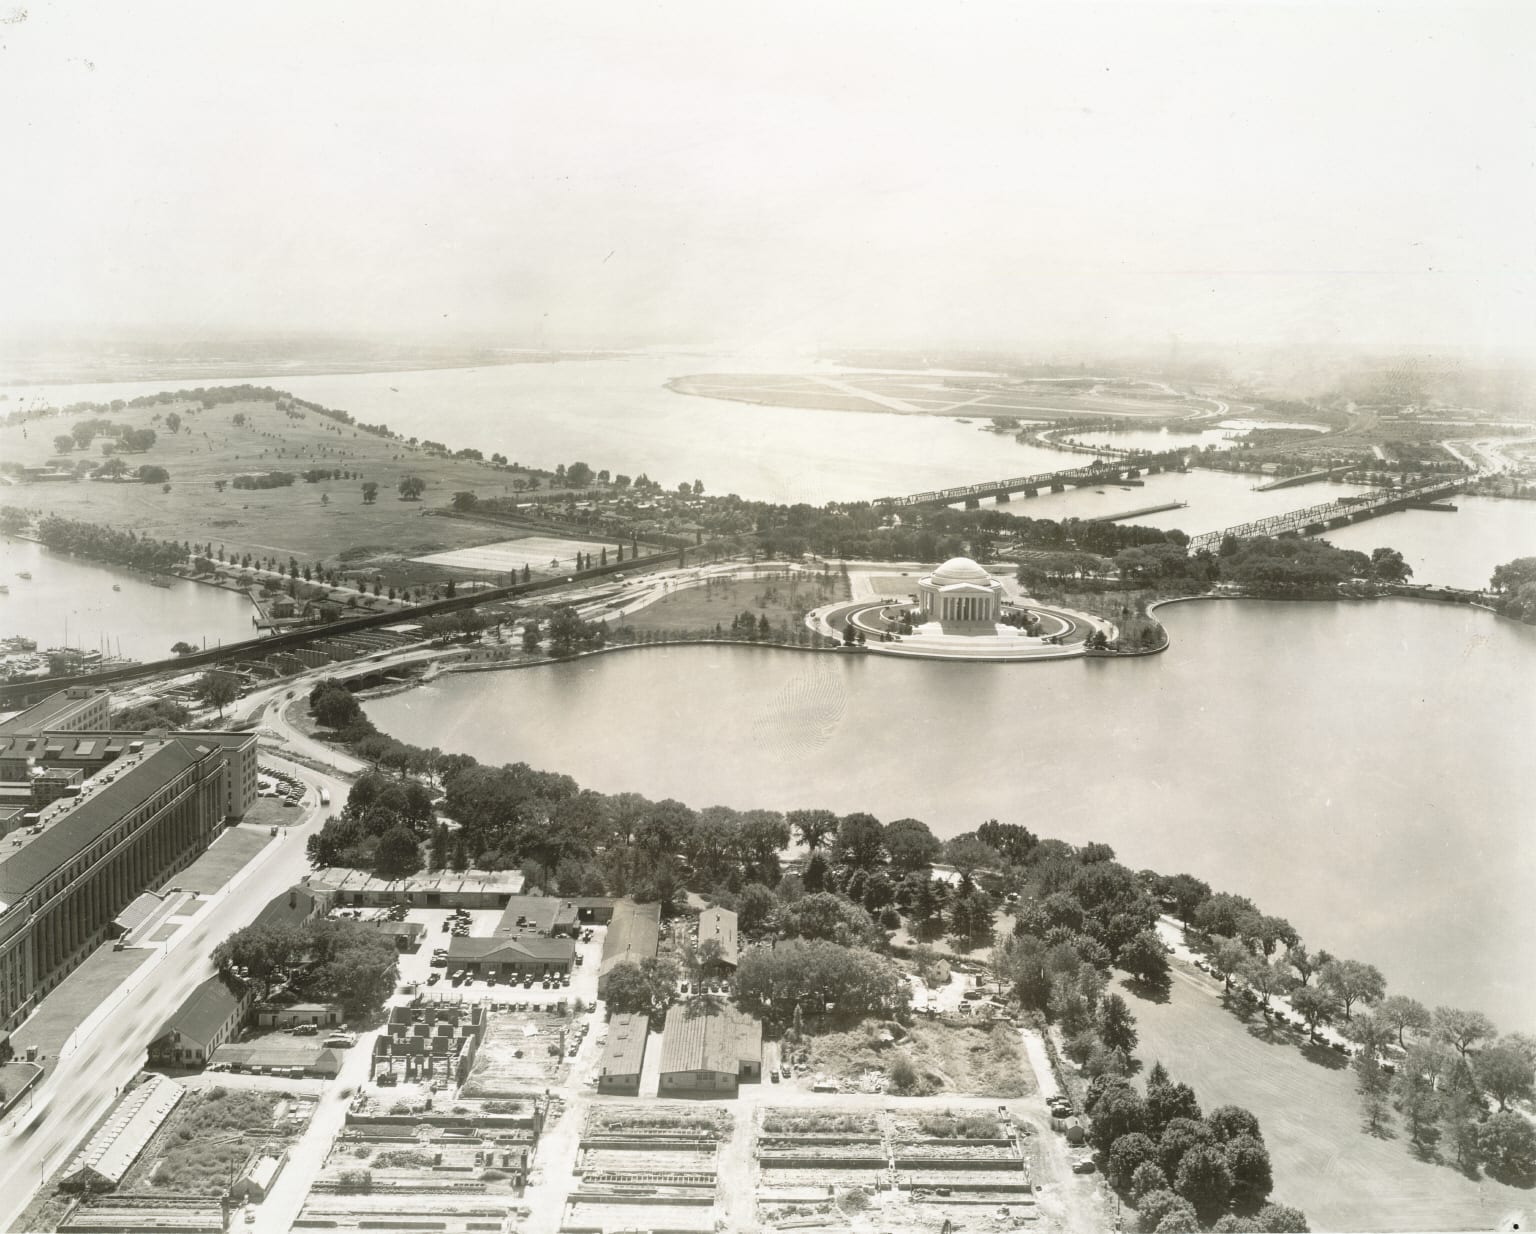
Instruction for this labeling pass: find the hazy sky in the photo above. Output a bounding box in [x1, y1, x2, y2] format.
[2, 2, 1533, 352]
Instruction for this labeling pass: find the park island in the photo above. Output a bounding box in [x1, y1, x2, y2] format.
[0, 366, 1531, 1234]
[1, 4, 1534, 1231]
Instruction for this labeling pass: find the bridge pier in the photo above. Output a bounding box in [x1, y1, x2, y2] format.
[964, 497, 981, 510]
[995, 491, 1010, 503]
[1023, 487, 1038, 498]
[1050, 482, 1066, 493]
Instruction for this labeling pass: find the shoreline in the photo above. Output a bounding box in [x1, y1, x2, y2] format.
[1, 531, 266, 615]
[0, 350, 634, 392]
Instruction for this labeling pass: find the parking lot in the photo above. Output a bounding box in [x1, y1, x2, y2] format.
[351, 905, 607, 1011]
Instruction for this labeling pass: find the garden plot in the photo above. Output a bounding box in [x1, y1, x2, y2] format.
[564, 1107, 731, 1234]
[755, 1107, 890, 1199]
[411, 536, 606, 573]
[579, 1145, 717, 1183]
[583, 1106, 733, 1141]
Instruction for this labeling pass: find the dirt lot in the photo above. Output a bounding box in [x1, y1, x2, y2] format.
[461, 1007, 580, 1095]
[798, 1019, 1034, 1099]
[1121, 961, 1531, 1233]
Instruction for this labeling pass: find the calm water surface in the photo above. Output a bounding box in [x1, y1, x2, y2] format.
[369, 599, 1536, 1029]
[0, 536, 258, 662]
[13, 361, 1536, 579]
[5, 358, 1072, 506]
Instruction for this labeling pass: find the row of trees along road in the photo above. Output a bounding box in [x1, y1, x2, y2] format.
[1176, 885, 1536, 1184]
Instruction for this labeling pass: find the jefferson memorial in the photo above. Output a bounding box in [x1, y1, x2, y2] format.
[916, 557, 1007, 623]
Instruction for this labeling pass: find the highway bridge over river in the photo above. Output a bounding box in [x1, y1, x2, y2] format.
[874, 450, 1189, 509]
[1187, 476, 1469, 553]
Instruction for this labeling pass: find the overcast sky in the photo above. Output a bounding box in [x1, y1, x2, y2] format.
[2, 1, 1533, 353]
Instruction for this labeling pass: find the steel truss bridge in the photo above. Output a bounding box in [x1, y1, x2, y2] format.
[874, 451, 1189, 510]
[1187, 476, 1468, 553]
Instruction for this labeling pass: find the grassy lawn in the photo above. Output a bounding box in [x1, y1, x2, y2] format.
[169, 822, 274, 894]
[615, 571, 848, 638]
[0, 396, 573, 582]
[9, 948, 152, 1063]
[1118, 962, 1530, 1232]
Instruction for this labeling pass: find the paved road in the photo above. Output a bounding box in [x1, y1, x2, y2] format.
[0, 750, 353, 1232]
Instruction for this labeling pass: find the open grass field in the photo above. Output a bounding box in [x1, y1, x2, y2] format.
[0, 395, 557, 577]
[616, 570, 848, 637]
[1119, 962, 1531, 1232]
[170, 822, 275, 894]
[9, 947, 151, 1063]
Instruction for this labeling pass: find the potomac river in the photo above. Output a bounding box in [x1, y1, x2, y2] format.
[368, 597, 1536, 1030]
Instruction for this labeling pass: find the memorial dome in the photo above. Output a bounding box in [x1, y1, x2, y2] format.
[930, 557, 992, 585]
[916, 557, 1006, 624]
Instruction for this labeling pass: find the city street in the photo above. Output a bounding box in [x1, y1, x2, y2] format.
[0, 748, 352, 1232]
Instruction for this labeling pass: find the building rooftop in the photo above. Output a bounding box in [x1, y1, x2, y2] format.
[251, 883, 328, 929]
[0, 687, 110, 735]
[927, 556, 997, 585]
[210, 1040, 342, 1070]
[494, 894, 561, 936]
[63, 1074, 186, 1188]
[658, 1003, 761, 1077]
[156, 974, 248, 1049]
[308, 867, 525, 896]
[0, 740, 202, 908]
[599, 900, 661, 977]
[0, 732, 132, 764]
[447, 935, 574, 963]
[598, 1013, 649, 1079]
[698, 905, 739, 967]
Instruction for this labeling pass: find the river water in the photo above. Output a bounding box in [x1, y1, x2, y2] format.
[0, 536, 258, 664]
[368, 599, 1536, 1029]
[10, 359, 1536, 581]
[5, 360, 1535, 1025]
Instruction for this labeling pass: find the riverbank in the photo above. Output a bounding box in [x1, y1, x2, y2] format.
[363, 597, 1536, 1028]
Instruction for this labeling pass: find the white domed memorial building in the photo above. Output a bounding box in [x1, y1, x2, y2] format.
[916, 557, 1007, 624]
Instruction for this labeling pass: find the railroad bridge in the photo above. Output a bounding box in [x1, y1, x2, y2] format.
[874, 451, 1188, 510]
[1187, 477, 1469, 553]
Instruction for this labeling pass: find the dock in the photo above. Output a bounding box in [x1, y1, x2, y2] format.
[1087, 501, 1188, 523]
[1253, 465, 1356, 492]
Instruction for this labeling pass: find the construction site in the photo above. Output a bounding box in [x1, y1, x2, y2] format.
[559, 1105, 733, 1234]
[754, 1106, 1040, 1233]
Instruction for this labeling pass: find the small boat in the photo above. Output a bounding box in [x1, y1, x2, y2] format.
[16, 572, 31, 580]
[149, 577, 173, 589]
[112, 584, 121, 591]
[0, 584, 8, 595]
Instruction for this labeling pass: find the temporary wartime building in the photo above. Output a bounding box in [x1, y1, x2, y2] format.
[658, 1003, 762, 1095]
[148, 973, 254, 1067]
[596, 1013, 649, 1095]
